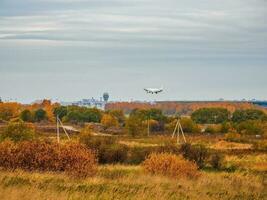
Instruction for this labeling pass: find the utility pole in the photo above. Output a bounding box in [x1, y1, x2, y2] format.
[147, 114, 150, 136]
[172, 118, 186, 144]
[56, 115, 70, 143]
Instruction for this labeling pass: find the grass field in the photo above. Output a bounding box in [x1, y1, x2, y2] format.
[0, 165, 266, 200]
[0, 123, 266, 200]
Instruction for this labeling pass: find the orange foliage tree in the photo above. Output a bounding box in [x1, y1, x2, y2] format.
[101, 114, 119, 129]
[0, 102, 22, 121]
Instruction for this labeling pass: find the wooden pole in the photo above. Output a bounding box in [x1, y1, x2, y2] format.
[172, 120, 179, 138]
[58, 118, 70, 140]
[56, 115, 60, 143]
[179, 122, 187, 143]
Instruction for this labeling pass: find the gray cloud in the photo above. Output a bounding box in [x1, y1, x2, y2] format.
[0, 0, 266, 102]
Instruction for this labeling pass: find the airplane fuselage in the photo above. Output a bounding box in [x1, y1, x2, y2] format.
[144, 87, 163, 94]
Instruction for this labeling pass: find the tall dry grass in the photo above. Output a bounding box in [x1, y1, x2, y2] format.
[0, 166, 265, 200]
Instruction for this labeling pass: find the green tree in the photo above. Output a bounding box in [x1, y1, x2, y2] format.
[83, 108, 102, 123]
[180, 118, 200, 133]
[0, 122, 35, 142]
[191, 108, 230, 124]
[232, 109, 267, 123]
[126, 110, 145, 137]
[236, 120, 264, 135]
[20, 109, 33, 122]
[34, 109, 47, 122]
[53, 106, 68, 120]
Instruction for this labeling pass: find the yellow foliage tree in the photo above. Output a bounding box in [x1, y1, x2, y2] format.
[0, 102, 21, 121]
[101, 114, 119, 129]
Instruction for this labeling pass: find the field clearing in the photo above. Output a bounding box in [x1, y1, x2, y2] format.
[0, 165, 266, 200]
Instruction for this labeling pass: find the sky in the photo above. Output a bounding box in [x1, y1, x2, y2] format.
[0, 0, 267, 103]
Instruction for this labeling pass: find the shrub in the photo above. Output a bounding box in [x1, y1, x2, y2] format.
[209, 153, 224, 170]
[142, 153, 200, 179]
[58, 143, 97, 178]
[221, 122, 232, 133]
[180, 143, 209, 169]
[236, 120, 264, 135]
[80, 135, 128, 164]
[156, 141, 180, 154]
[0, 141, 97, 178]
[100, 144, 128, 164]
[205, 125, 216, 134]
[0, 122, 35, 142]
[127, 146, 157, 165]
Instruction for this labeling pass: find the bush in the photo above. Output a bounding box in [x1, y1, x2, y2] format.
[209, 153, 224, 170]
[127, 146, 157, 165]
[142, 153, 200, 179]
[180, 143, 209, 169]
[0, 140, 97, 178]
[80, 135, 128, 164]
[205, 125, 216, 134]
[221, 122, 232, 133]
[0, 122, 35, 142]
[236, 120, 264, 135]
[100, 144, 128, 164]
[58, 143, 97, 178]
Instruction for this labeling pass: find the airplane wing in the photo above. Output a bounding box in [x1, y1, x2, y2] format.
[144, 88, 150, 93]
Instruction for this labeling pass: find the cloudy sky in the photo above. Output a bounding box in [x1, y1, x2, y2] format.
[0, 0, 266, 103]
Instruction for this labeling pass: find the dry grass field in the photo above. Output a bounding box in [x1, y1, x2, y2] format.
[0, 165, 266, 200]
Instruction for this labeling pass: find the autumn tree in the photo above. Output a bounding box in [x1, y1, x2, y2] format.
[101, 114, 119, 129]
[0, 102, 21, 121]
[108, 110, 126, 126]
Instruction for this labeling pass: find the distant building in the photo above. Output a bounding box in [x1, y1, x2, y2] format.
[61, 93, 109, 110]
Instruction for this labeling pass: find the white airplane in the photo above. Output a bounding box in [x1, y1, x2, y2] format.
[144, 86, 163, 94]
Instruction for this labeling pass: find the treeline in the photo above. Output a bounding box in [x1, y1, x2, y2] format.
[1, 100, 267, 137]
[106, 101, 259, 115]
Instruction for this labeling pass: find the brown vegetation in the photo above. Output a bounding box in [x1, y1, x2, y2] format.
[142, 153, 200, 179]
[0, 140, 97, 178]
